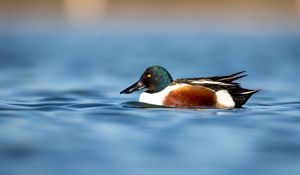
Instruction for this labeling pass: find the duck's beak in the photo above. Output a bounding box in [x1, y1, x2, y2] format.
[120, 81, 145, 94]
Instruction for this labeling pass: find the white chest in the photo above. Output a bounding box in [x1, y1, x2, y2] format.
[139, 84, 187, 105]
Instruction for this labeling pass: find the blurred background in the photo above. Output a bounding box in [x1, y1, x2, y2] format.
[1, 1, 300, 175]
[1, 0, 300, 33]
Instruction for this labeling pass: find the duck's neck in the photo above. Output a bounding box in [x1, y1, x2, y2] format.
[147, 77, 173, 93]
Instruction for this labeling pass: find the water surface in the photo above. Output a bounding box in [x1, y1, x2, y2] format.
[0, 32, 300, 175]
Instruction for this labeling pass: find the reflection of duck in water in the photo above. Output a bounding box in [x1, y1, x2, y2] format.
[121, 66, 258, 109]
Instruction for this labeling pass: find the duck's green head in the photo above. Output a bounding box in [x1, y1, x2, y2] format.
[120, 66, 173, 94]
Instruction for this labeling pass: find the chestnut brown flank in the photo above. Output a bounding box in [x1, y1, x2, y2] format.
[163, 85, 217, 107]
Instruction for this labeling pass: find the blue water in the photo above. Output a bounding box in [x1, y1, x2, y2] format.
[0, 32, 300, 175]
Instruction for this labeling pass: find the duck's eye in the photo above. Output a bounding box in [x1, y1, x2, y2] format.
[147, 74, 152, 78]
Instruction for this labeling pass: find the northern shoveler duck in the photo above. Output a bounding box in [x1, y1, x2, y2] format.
[120, 66, 258, 109]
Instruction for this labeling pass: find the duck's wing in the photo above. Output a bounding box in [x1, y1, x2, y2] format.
[173, 71, 247, 90]
[183, 71, 246, 84]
